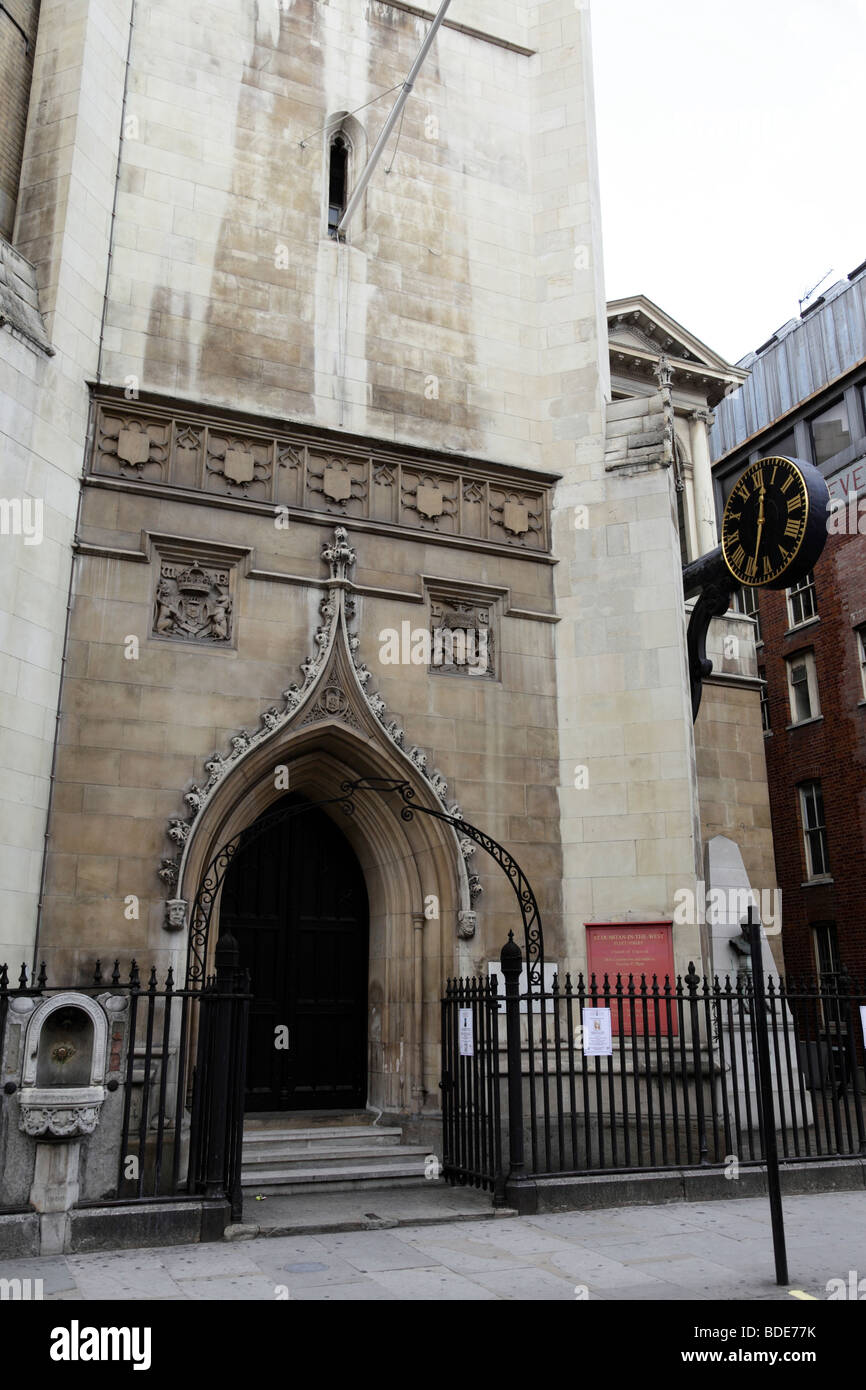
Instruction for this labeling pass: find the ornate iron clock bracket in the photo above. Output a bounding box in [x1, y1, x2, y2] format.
[682, 544, 735, 723]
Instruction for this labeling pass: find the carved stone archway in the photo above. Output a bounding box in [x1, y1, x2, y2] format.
[181, 732, 462, 1113]
[157, 524, 501, 1112]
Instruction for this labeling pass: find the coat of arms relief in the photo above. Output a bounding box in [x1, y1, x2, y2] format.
[152, 559, 233, 643]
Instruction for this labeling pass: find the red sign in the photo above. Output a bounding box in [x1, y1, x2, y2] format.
[585, 922, 677, 1036]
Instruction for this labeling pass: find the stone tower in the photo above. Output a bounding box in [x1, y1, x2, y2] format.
[0, 1, 709, 1112]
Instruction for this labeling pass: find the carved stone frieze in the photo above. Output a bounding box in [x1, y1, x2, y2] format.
[89, 392, 554, 555]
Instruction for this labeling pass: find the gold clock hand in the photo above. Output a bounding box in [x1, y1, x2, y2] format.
[753, 483, 766, 565]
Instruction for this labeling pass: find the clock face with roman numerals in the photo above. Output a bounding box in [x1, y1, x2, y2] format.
[721, 456, 815, 587]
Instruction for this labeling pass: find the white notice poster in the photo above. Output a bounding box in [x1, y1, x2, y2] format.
[458, 1007, 474, 1057]
[582, 1007, 613, 1057]
[861, 1005, 866, 1051]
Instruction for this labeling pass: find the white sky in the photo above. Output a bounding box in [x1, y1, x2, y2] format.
[590, 0, 866, 364]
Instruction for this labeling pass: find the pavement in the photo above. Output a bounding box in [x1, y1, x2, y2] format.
[3, 1189, 865, 1301]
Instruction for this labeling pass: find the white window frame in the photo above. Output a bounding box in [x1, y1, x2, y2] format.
[736, 585, 762, 645]
[811, 922, 841, 981]
[857, 626, 866, 699]
[799, 781, 830, 880]
[758, 670, 771, 734]
[786, 650, 820, 724]
[787, 572, 818, 629]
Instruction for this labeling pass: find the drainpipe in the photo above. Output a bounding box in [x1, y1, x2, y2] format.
[336, 0, 451, 237]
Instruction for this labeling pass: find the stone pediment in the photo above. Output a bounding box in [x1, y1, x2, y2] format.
[608, 295, 740, 374]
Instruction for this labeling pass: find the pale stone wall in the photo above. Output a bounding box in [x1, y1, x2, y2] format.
[556, 380, 705, 978]
[0, 0, 131, 968]
[98, 0, 549, 466]
[695, 610, 776, 901]
[530, 4, 703, 981]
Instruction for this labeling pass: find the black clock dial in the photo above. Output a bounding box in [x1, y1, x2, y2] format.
[721, 456, 811, 587]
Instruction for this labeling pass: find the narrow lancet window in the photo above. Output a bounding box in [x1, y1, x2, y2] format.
[328, 135, 349, 238]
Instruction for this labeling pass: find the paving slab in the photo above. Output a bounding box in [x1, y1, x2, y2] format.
[288, 1279, 396, 1300]
[177, 1273, 287, 1301]
[311, 1229, 441, 1273]
[366, 1265, 500, 1300]
[468, 1265, 578, 1300]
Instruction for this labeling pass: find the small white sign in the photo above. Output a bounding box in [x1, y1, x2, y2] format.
[860, 1005, 866, 1051]
[458, 1007, 474, 1057]
[582, 1007, 613, 1057]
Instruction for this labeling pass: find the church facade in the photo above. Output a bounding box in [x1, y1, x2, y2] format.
[1, 0, 765, 1128]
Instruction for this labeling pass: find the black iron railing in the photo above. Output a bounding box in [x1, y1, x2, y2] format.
[441, 947, 866, 1192]
[441, 975, 503, 1196]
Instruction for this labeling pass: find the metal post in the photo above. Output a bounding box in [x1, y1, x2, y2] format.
[500, 933, 534, 1212]
[336, 0, 452, 236]
[685, 963, 709, 1163]
[200, 931, 242, 1199]
[748, 907, 789, 1285]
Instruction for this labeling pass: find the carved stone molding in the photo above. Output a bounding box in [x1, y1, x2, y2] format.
[161, 524, 479, 938]
[19, 1102, 102, 1138]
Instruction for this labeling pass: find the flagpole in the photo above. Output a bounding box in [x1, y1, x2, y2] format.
[336, 0, 452, 237]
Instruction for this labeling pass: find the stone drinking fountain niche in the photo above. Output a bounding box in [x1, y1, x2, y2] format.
[19, 995, 107, 1136]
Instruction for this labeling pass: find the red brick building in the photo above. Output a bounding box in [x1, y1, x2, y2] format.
[711, 262, 866, 982]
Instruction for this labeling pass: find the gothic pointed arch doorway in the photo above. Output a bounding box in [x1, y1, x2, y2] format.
[220, 792, 370, 1112]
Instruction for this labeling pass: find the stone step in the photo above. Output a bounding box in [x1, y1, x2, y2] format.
[243, 1110, 375, 1131]
[241, 1161, 434, 1195]
[242, 1126, 405, 1155]
[242, 1144, 430, 1174]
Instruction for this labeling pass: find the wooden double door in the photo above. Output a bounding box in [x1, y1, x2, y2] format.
[220, 795, 369, 1111]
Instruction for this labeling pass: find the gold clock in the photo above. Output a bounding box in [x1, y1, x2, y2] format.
[720, 455, 828, 589]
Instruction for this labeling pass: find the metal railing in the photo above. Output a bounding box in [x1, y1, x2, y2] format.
[441, 945, 866, 1192]
[441, 976, 503, 1196]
